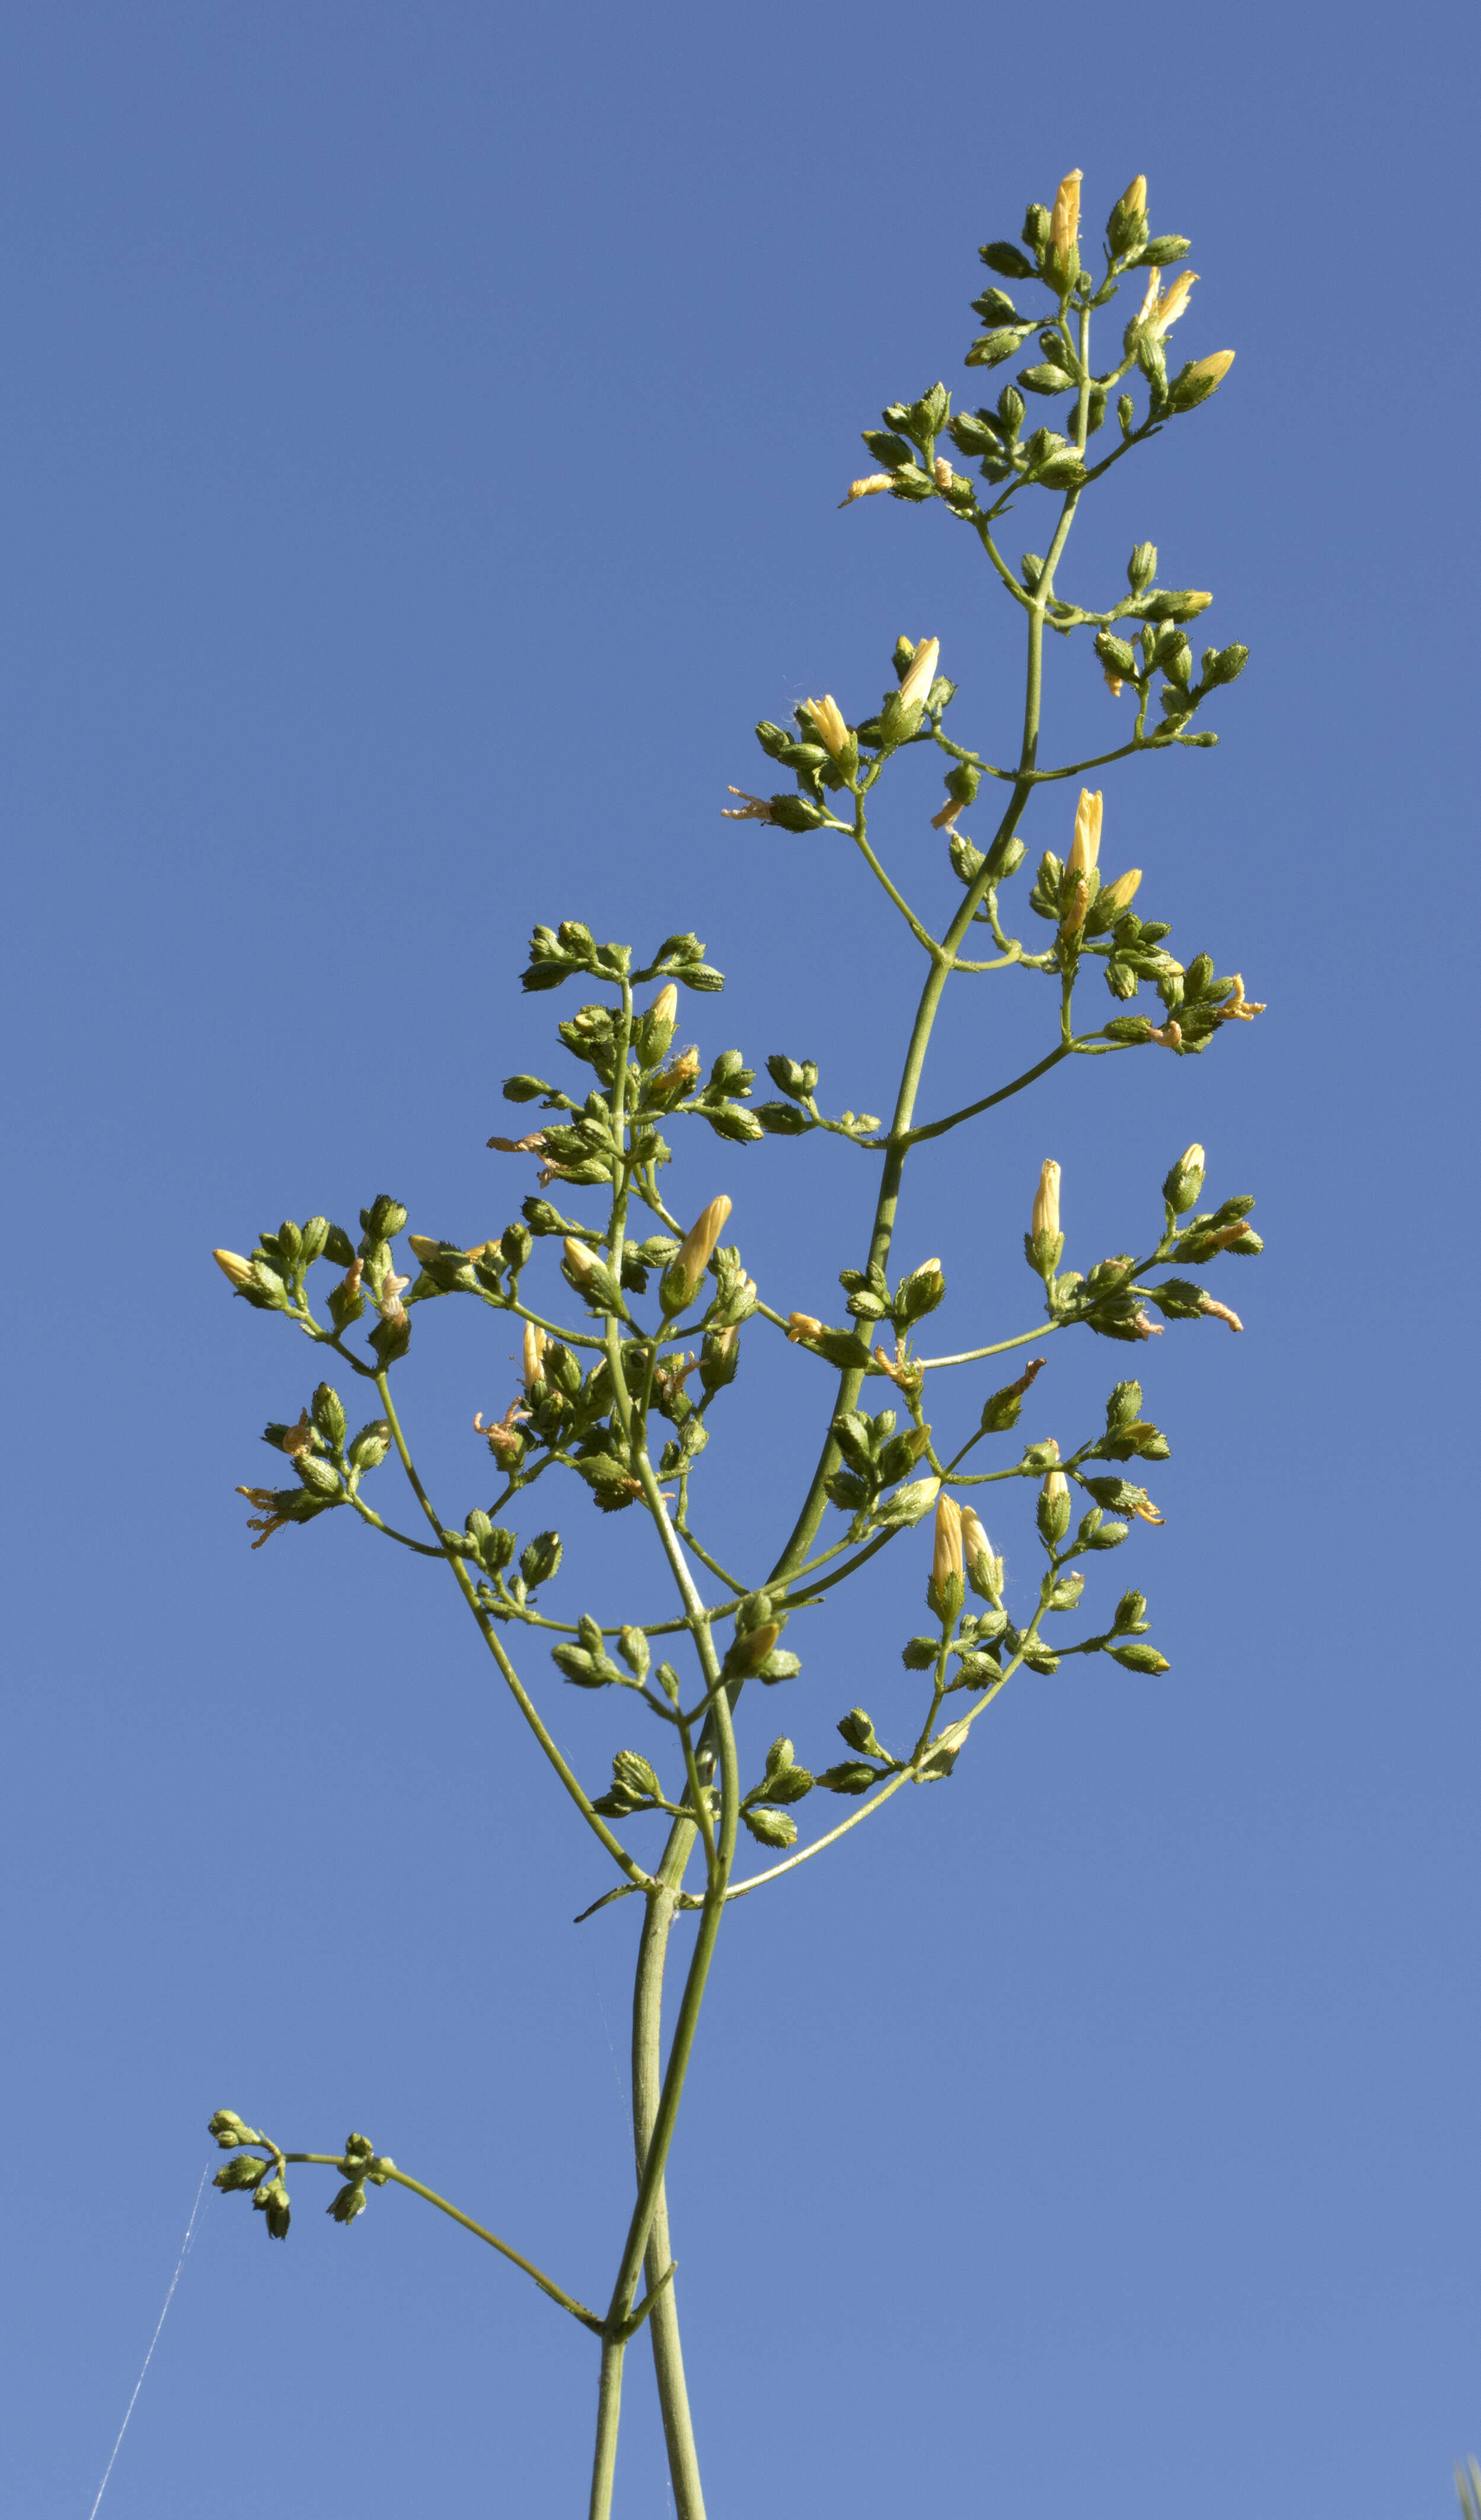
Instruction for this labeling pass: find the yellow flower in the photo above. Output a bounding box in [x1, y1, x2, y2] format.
[897, 637, 940, 713]
[213, 1248, 254, 1290]
[675, 1197, 733, 1302]
[563, 1237, 598, 1285]
[932, 1492, 965, 1588]
[1031, 1157, 1061, 1243]
[649, 983, 678, 1029]
[1119, 174, 1147, 221]
[1185, 350, 1234, 387]
[1059, 878, 1090, 942]
[1096, 868, 1142, 917]
[1135, 267, 1199, 342]
[959, 1505, 992, 1564]
[1049, 168, 1083, 273]
[522, 1320, 547, 1390]
[805, 694, 851, 759]
[1066, 787, 1103, 876]
[839, 473, 893, 507]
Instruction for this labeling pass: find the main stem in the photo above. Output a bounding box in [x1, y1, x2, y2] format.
[633, 525, 1073, 2509]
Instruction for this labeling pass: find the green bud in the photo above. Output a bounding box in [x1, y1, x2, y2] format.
[521, 1530, 562, 1588]
[347, 1421, 391, 1472]
[1037, 1478, 1073, 1546]
[945, 761, 980, 807]
[617, 1625, 651, 1680]
[902, 1636, 939, 1669]
[1109, 1641, 1170, 1674]
[1105, 1379, 1143, 1433]
[1127, 542, 1157, 591]
[1118, 393, 1135, 435]
[252, 2174, 291, 2241]
[362, 1195, 408, 1239]
[837, 1708, 885, 1759]
[1103, 1015, 1154, 1043]
[766, 1052, 819, 1101]
[214, 2152, 267, 2193]
[1095, 632, 1137, 676]
[327, 2181, 368, 2226]
[1201, 643, 1249, 687]
[767, 794, 829, 833]
[1020, 362, 1076, 396]
[984, 831, 1025, 882]
[1113, 1589, 1148, 1632]
[311, 1384, 346, 1449]
[979, 238, 1036, 279]
[815, 1761, 880, 1796]
[1163, 1143, 1206, 1213]
[1135, 234, 1192, 266]
[742, 1806, 797, 1850]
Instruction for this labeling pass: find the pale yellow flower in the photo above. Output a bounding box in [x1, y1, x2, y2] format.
[1067, 787, 1103, 876]
[805, 694, 851, 759]
[1049, 168, 1083, 270]
[1097, 868, 1142, 917]
[1031, 1157, 1061, 1243]
[897, 637, 940, 713]
[840, 473, 893, 507]
[932, 1492, 965, 1588]
[1135, 267, 1199, 342]
[675, 1197, 733, 1300]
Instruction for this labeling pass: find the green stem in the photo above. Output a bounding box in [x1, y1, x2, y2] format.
[277, 2153, 602, 2331]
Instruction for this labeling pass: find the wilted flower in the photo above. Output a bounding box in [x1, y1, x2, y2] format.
[1215, 974, 1266, 1022]
[787, 1312, 824, 1342]
[839, 473, 893, 507]
[1198, 1295, 1244, 1332]
[722, 788, 775, 822]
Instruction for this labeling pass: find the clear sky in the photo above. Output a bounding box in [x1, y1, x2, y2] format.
[4, 4, 1478, 2516]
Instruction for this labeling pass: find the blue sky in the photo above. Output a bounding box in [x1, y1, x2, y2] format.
[4, 4, 1479, 2515]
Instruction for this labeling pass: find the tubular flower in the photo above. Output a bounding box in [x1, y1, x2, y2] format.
[1097, 868, 1142, 918]
[1049, 168, 1083, 273]
[676, 1197, 733, 1302]
[1067, 787, 1103, 877]
[1031, 1158, 1061, 1244]
[805, 694, 851, 758]
[522, 1320, 548, 1391]
[1185, 350, 1234, 388]
[1135, 266, 1199, 342]
[648, 983, 679, 1030]
[840, 473, 893, 507]
[959, 1505, 992, 1564]
[930, 791, 964, 830]
[563, 1237, 598, 1287]
[1119, 174, 1147, 221]
[213, 1248, 254, 1290]
[1060, 878, 1090, 942]
[932, 1492, 965, 1589]
[897, 637, 940, 713]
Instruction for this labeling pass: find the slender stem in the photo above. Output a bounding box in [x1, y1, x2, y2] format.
[588, 2340, 626, 2520]
[276, 2154, 602, 2330]
[373, 1370, 654, 1890]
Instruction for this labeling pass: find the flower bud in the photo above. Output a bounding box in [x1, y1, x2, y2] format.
[662, 1195, 732, 1313]
[1096, 868, 1142, 918]
[1066, 787, 1103, 878]
[1106, 174, 1148, 257]
[636, 982, 679, 1070]
[563, 1237, 597, 1287]
[522, 1319, 548, 1392]
[896, 637, 940, 713]
[927, 1492, 966, 1623]
[1163, 1143, 1206, 1214]
[1168, 352, 1234, 411]
[1038, 1454, 1073, 1546]
[213, 1248, 254, 1290]
[1030, 1158, 1061, 1245]
[1048, 167, 1082, 282]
